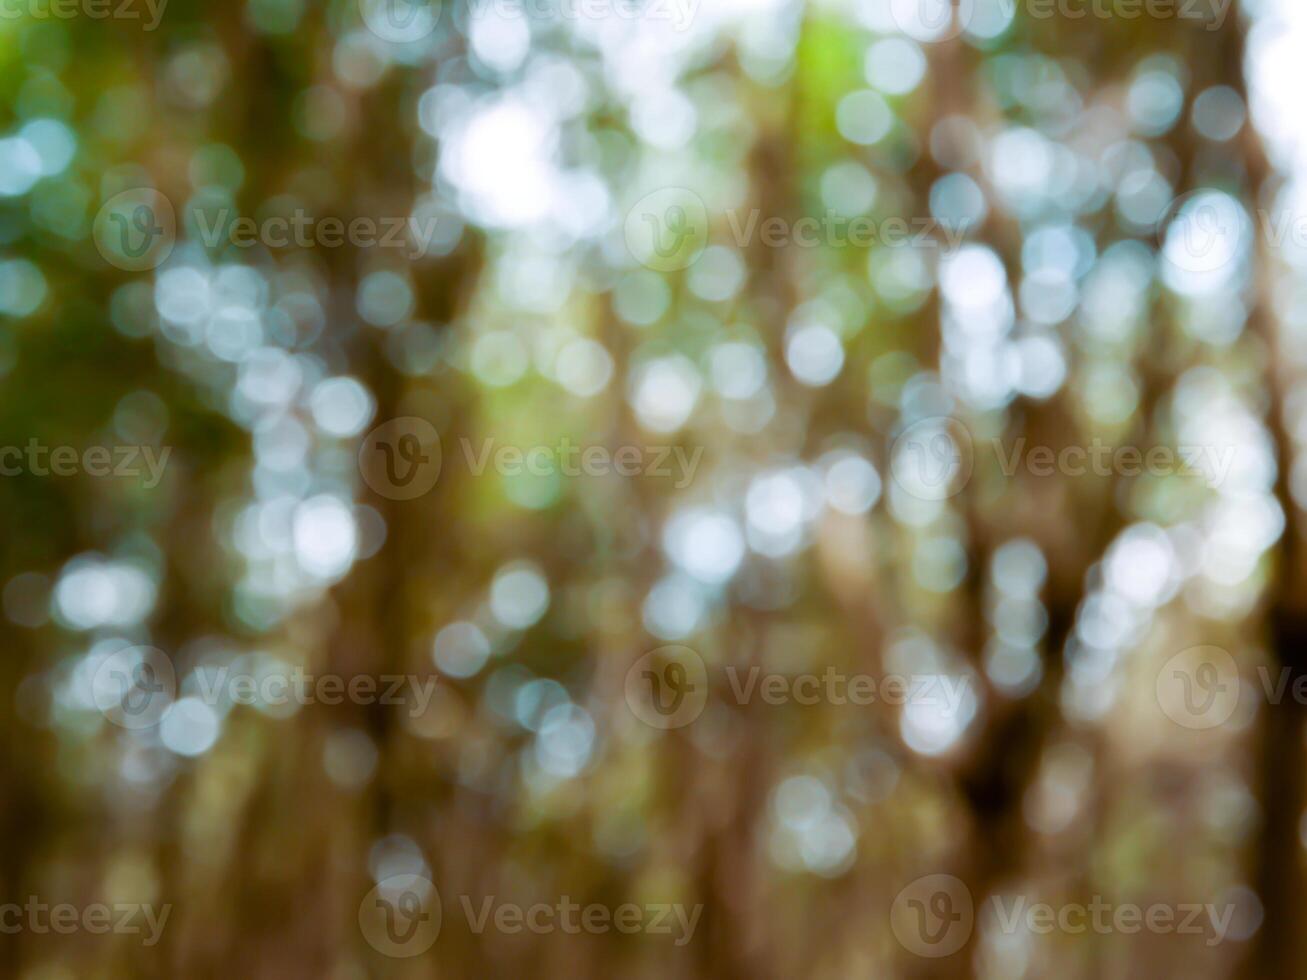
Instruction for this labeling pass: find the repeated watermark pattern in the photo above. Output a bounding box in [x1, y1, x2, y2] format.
[0, 898, 170, 945]
[889, 416, 1236, 502]
[358, 417, 703, 501]
[93, 190, 440, 269]
[0, 441, 170, 487]
[887, 0, 1231, 41]
[891, 874, 1235, 958]
[356, 0, 698, 43]
[623, 645, 970, 730]
[0, 0, 167, 29]
[358, 875, 701, 958]
[90, 645, 439, 729]
[92, 189, 176, 272]
[624, 187, 966, 272]
[191, 209, 440, 260]
[1155, 645, 1307, 731]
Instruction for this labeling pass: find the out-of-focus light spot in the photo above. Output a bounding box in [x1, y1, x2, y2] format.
[309, 376, 375, 437]
[1105, 524, 1178, 609]
[514, 677, 568, 732]
[823, 452, 882, 515]
[239, 348, 302, 408]
[836, 90, 892, 146]
[54, 558, 156, 631]
[292, 495, 357, 581]
[643, 574, 708, 640]
[1127, 69, 1185, 137]
[0, 138, 42, 197]
[985, 640, 1042, 697]
[768, 775, 858, 877]
[613, 271, 671, 326]
[965, 0, 1015, 38]
[630, 88, 698, 151]
[988, 128, 1053, 206]
[0, 260, 48, 317]
[931, 172, 987, 230]
[1080, 361, 1139, 425]
[746, 469, 812, 557]
[900, 679, 976, 756]
[160, 697, 221, 757]
[664, 507, 745, 586]
[1115, 168, 1173, 231]
[1010, 335, 1066, 400]
[941, 244, 1007, 312]
[470, 331, 529, 387]
[821, 161, 879, 217]
[887, 0, 963, 41]
[534, 703, 595, 778]
[630, 355, 701, 432]
[1193, 85, 1246, 142]
[368, 834, 430, 883]
[356, 270, 414, 327]
[155, 267, 212, 331]
[442, 96, 557, 228]
[786, 324, 844, 387]
[206, 307, 263, 362]
[865, 38, 926, 95]
[992, 538, 1046, 597]
[470, 7, 531, 74]
[19, 119, 75, 176]
[433, 621, 491, 678]
[490, 562, 549, 630]
[913, 537, 968, 593]
[555, 337, 614, 397]
[710, 342, 767, 400]
[687, 246, 747, 302]
[1160, 190, 1251, 295]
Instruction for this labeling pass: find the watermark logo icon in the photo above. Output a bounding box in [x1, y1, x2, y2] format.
[890, 416, 974, 501]
[91, 645, 176, 729]
[93, 189, 176, 272]
[624, 645, 708, 730]
[359, 874, 442, 957]
[891, 874, 974, 958]
[624, 188, 709, 272]
[1158, 190, 1248, 278]
[889, 0, 976, 42]
[358, 0, 440, 42]
[1156, 645, 1240, 730]
[358, 417, 442, 500]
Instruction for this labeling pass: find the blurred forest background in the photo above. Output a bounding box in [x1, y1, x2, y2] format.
[4, 0, 1307, 976]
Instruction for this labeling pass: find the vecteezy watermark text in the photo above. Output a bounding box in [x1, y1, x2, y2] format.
[358, 875, 701, 958]
[0, 441, 170, 488]
[90, 645, 439, 729]
[624, 187, 968, 272]
[890, 874, 1235, 959]
[357, 0, 698, 44]
[0, 0, 167, 29]
[191, 666, 438, 717]
[460, 896, 702, 945]
[888, 0, 1231, 42]
[192, 209, 440, 260]
[460, 437, 703, 489]
[0, 898, 170, 946]
[889, 417, 1237, 502]
[623, 645, 972, 730]
[357, 418, 705, 501]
